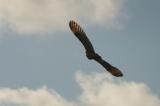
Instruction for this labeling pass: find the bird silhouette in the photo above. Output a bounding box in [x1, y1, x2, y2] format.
[69, 20, 123, 77]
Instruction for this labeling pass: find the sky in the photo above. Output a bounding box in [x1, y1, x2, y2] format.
[0, 0, 160, 106]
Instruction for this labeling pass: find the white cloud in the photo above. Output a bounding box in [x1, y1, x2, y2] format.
[76, 72, 160, 106]
[0, 72, 159, 106]
[0, 0, 126, 33]
[0, 87, 74, 106]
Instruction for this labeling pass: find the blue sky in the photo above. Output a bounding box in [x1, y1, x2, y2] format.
[0, 0, 160, 105]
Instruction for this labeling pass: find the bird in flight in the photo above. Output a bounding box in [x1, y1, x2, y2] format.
[69, 20, 123, 77]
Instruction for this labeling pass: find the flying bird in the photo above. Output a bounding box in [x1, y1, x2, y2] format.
[69, 20, 123, 77]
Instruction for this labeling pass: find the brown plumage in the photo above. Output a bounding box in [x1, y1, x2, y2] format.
[69, 20, 123, 77]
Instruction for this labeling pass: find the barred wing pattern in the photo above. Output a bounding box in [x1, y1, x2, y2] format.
[69, 20, 95, 54]
[69, 20, 123, 77]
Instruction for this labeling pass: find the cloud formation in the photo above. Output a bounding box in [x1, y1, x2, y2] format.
[0, 0, 125, 33]
[0, 87, 73, 106]
[0, 72, 160, 106]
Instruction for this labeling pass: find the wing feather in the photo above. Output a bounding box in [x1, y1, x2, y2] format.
[69, 20, 95, 53]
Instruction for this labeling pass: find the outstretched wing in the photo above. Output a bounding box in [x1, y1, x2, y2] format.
[69, 20, 123, 77]
[69, 20, 95, 54]
[93, 57, 123, 77]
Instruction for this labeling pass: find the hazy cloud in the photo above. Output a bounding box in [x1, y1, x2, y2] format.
[0, 0, 126, 33]
[76, 72, 160, 106]
[0, 87, 74, 106]
[0, 72, 159, 106]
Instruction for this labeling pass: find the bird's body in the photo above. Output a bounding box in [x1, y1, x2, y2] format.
[69, 20, 123, 77]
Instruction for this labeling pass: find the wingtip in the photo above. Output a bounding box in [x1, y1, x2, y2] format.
[69, 20, 76, 32]
[69, 20, 83, 34]
[69, 20, 75, 23]
[69, 20, 76, 28]
[109, 66, 123, 77]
